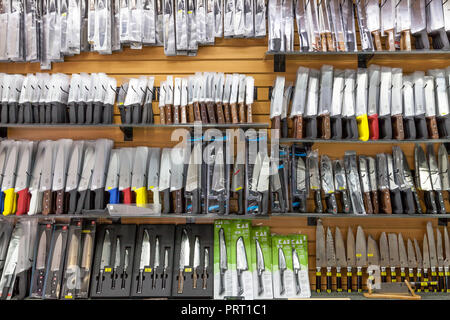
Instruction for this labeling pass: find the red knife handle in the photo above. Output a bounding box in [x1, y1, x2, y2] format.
[42, 190, 54, 215]
[121, 188, 132, 204]
[55, 189, 65, 214]
[368, 114, 379, 140]
[16, 188, 30, 216]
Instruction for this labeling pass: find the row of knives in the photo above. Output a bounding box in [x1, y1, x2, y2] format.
[269, 0, 450, 53]
[0, 0, 266, 69]
[271, 65, 450, 141]
[316, 220, 450, 293]
[119, 72, 255, 125]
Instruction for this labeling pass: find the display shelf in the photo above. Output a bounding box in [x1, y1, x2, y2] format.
[305, 292, 450, 300]
[279, 138, 450, 144]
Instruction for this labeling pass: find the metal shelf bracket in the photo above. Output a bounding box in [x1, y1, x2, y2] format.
[119, 126, 133, 141]
[438, 218, 448, 226]
[307, 217, 318, 226]
[357, 53, 374, 68]
[274, 54, 286, 72]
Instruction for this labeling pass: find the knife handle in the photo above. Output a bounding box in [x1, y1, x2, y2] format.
[271, 115, 280, 131]
[121, 188, 132, 205]
[188, 189, 200, 214]
[336, 271, 342, 292]
[293, 115, 304, 139]
[401, 269, 406, 282]
[363, 192, 373, 214]
[50, 270, 61, 298]
[180, 105, 187, 124]
[8, 103, 18, 123]
[392, 114, 404, 140]
[246, 103, 253, 123]
[412, 190, 423, 214]
[32, 104, 39, 123]
[42, 190, 54, 215]
[28, 190, 43, 215]
[426, 116, 440, 139]
[162, 189, 171, 213]
[326, 271, 332, 293]
[203, 268, 208, 290]
[108, 188, 120, 205]
[402, 189, 415, 214]
[378, 115, 392, 140]
[445, 270, 450, 293]
[320, 33, 327, 52]
[401, 30, 411, 51]
[391, 268, 397, 282]
[134, 187, 148, 208]
[124, 105, 131, 124]
[314, 190, 323, 213]
[216, 102, 225, 124]
[111, 268, 117, 289]
[299, 191, 307, 213]
[280, 270, 286, 295]
[347, 270, 352, 292]
[173, 190, 183, 214]
[223, 103, 232, 123]
[281, 117, 288, 139]
[133, 105, 142, 124]
[368, 114, 379, 140]
[2, 189, 16, 216]
[219, 271, 225, 295]
[436, 191, 446, 214]
[173, 105, 180, 124]
[230, 103, 239, 124]
[356, 114, 369, 141]
[93, 188, 105, 210]
[187, 104, 194, 123]
[22, 103, 30, 123]
[319, 114, 331, 140]
[93, 102, 103, 124]
[385, 29, 395, 51]
[431, 271, 437, 292]
[341, 191, 351, 213]
[403, 116, 416, 139]
[16, 188, 30, 216]
[137, 270, 144, 294]
[34, 269, 46, 296]
[207, 102, 216, 123]
[55, 189, 65, 214]
[236, 189, 244, 215]
[326, 32, 335, 52]
[325, 193, 338, 214]
[85, 102, 93, 124]
[38, 104, 45, 124]
[44, 104, 51, 123]
[344, 116, 359, 140]
[390, 189, 403, 214]
[238, 103, 246, 123]
[371, 191, 379, 214]
[423, 270, 429, 292]
[159, 107, 166, 124]
[75, 190, 88, 214]
[357, 269, 363, 292]
[193, 269, 198, 289]
[380, 189, 392, 214]
[121, 270, 127, 290]
[438, 271, 445, 292]
[371, 30, 382, 51]
[415, 114, 428, 139]
[305, 116, 318, 139]
[330, 115, 342, 140]
[165, 104, 173, 124]
[177, 269, 184, 294]
[66, 190, 78, 214]
[96, 270, 104, 294]
[260, 190, 269, 215]
[68, 102, 77, 123]
[425, 191, 438, 214]
[104, 104, 114, 124]
[200, 102, 209, 124]
[437, 115, 450, 138]
[316, 270, 322, 293]
[193, 102, 201, 122]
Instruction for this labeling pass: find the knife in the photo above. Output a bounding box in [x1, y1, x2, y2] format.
[105, 150, 120, 205]
[122, 247, 130, 289]
[162, 247, 169, 290]
[0, 230, 18, 299]
[443, 227, 450, 292]
[209, 145, 226, 214]
[137, 229, 150, 293]
[427, 144, 446, 214]
[231, 143, 245, 215]
[423, 233, 431, 292]
[392, 146, 415, 214]
[316, 219, 326, 292]
[236, 236, 248, 296]
[222, 74, 232, 123]
[326, 227, 336, 293]
[159, 81, 166, 124]
[426, 0, 450, 49]
[214, 73, 225, 124]
[193, 236, 200, 289]
[270, 148, 286, 214]
[304, 70, 320, 139]
[15, 143, 32, 216]
[118, 148, 133, 205]
[308, 150, 323, 213]
[112, 237, 121, 289]
[291, 247, 301, 295]
[290, 67, 309, 139]
[2, 143, 19, 216]
[291, 146, 307, 213]
[132, 147, 149, 207]
[367, 65, 380, 140]
[177, 228, 190, 294]
[75, 144, 95, 214]
[245, 76, 254, 123]
[280, 84, 292, 138]
[278, 247, 287, 295]
[404, 147, 423, 213]
[436, 227, 445, 291]
[344, 151, 366, 214]
[367, 235, 380, 288]
[173, 77, 182, 124]
[432, 69, 450, 139]
[412, 72, 428, 139]
[97, 229, 111, 294]
[318, 0, 334, 51]
[53, 140, 73, 215]
[366, 157, 379, 214]
[398, 233, 408, 282]
[65, 142, 83, 214]
[34, 230, 48, 295]
[255, 239, 265, 295]
[91, 139, 112, 210]
[366, 0, 382, 50]
[359, 156, 373, 214]
[170, 147, 185, 214]
[218, 228, 227, 295]
[407, 238, 417, 283]
[355, 226, 367, 292]
[257, 153, 271, 215]
[198, 74, 209, 123]
[147, 148, 161, 208]
[49, 233, 64, 298]
[356, 68, 369, 141]
[206, 73, 217, 123]
[415, 144, 437, 214]
[381, 0, 395, 50]
[202, 247, 209, 290]
[396, 0, 412, 50]
[318, 65, 333, 140]
[269, 76, 285, 132]
[427, 222, 439, 292]
[185, 144, 201, 214]
[424, 76, 439, 139]
[152, 236, 160, 289]
[332, 227, 346, 292]
[355, 0, 373, 51]
[391, 68, 404, 140]
[379, 232, 389, 282]
[386, 154, 403, 214]
[165, 76, 174, 124]
[403, 75, 416, 139]
[321, 155, 337, 214]
[411, 0, 429, 49]
[346, 226, 355, 292]
[414, 238, 423, 292]
[378, 67, 393, 140]
[179, 78, 187, 124]
[237, 74, 246, 123]
[159, 148, 172, 213]
[342, 69, 358, 140]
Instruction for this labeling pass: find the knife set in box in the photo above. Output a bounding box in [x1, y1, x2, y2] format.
[90, 224, 136, 298]
[131, 224, 175, 297]
[171, 224, 213, 297]
[272, 235, 310, 299]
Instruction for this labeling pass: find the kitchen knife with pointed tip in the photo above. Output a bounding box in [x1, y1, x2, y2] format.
[202, 247, 209, 290]
[65, 232, 80, 297]
[219, 228, 227, 295]
[428, 144, 446, 214]
[48, 232, 64, 298]
[34, 230, 48, 295]
[193, 236, 200, 288]
[185, 144, 201, 214]
[407, 238, 417, 283]
[359, 156, 373, 214]
[15, 143, 32, 216]
[236, 236, 248, 296]
[278, 247, 287, 295]
[443, 227, 450, 292]
[334, 227, 346, 292]
[379, 232, 389, 283]
[177, 229, 190, 294]
[81, 232, 94, 294]
[137, 229, 150, 293]
[121, 247, 130, 290]
[210, 146, 226, 214]
[112, 237, 121, 289]
[105, 150, 120, 204]
[427, 222, 438, 292]
[367, 234, 380, 289]
[398, 233, 408, 282]
[386, 154, 403, 214]
[413, 238, 423, 291]
[388, 233, 399, 282]
[118, 148, 133, 204]
[292, 148, 307, 213]
[326, 227, 336, 293]
[159, 148, 172, 214]
[152, 236, 160, 289]
[423, 234, 431, 292]
[292, 248, 301, 295]
[65, 143, 83, 214]
[346, 226, 356, 292]
[392, 146, 415, 214]
[162, 247, 169, 290]
[206, 73, 217, 123]
[170, 147, 185, 214]
[415, 144, 436, 214]
[2, 143, 19, 216]
[316, 220, 326, 292]
[231, 145, 245, 215]
[333, 160, 350, 213]
[255, 239, 265, 295]
[308, 151, 322, 213]
[53, 140, 73, 215]
[97, 229, 111, 294]
[356, 226, 367, 292]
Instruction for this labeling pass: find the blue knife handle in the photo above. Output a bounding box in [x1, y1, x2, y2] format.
[331, 115, 342, 139]
[305, 116, 318, 139]
[77, 102, 86, 124]
[415, 115, 428, 139]
[390, 189, 403, 214]
[0, 192, 4, 214]
[425, 191, 438, 214]
[437, 115, 450, 138]
[404, 116, 416, 139]
[402, 190, 415, 214]
[85, 102, 93, 124]
[436, 190, 446, 214]
[378, 115, 392, 139]
[108, 188, 120, 204]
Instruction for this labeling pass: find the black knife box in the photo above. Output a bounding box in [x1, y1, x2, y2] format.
[130, 224, 175, 298]
[90, 224, 136, 298]
[171, 224, 213, 298]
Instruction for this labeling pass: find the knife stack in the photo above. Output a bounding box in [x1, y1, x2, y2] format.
[285, 65, 450, 141]
[316, 220, 450, 294]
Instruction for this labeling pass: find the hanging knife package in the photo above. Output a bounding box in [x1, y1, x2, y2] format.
[61, 220, 97, 299]
[131, 224, 175, 297]
[171, 224, 213, 297]
[30, 223, 53, 298]
[250, 226, 273, 299]
[90, 224, 136, 298]
[270, 144, 290, 213]
[290, 235, 310, 297]
[290, 144, 308, 213]
[214, 219, 232, 299]
[42, 224, 69, 299]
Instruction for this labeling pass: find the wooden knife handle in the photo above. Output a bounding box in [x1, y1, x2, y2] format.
[55, 189, 65, 214]
[187, 104, 194, 123]
[193, 269, 198, 289]
[401, 30, 411, 51]
[177, 269, 184, 294]
[337, 32, 346, 51]
[206, 102, 216, 123]
[246, 103, 253, 123]
[238, 103, 245, 123]
[223, 103, 232, 123]
[180, 106, 187, 124]
[165, 104, 173, 124]
[42, 190, 54, 215]
[320, 34, 327, 52]
[392, 114, 405, 140]
[363, 192, 373, 214]
[371, 190, 379, 214]
[293, 115, 303, 139]
[159, 107, 166, 124]
[200, 102, 209, 123]
[380, 189, 392, 214]
[326, 32, 335, 52]
[230, 103, 239, 124]
[271, 116, 281, 131]
[386, 29, 395, 51]
[173, 105, 180, 124]
[173, 190, 184, 214]
[319, 114, 331, 140]
[202, 269, 208, 290]
[216, 102, 225, 124]
[193, 102, 202, 122]
[372, 30, 383, 51]
[426, 116, 440, 139]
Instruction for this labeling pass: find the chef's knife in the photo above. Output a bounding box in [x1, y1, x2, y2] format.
[427, 144, 446, 214]
[316, 220, 326, 292]
[326, 227, 336, 292]
[334, 227, 346, 292]
[49, 233, 64, 298]
[236, 236, 248, 296]
[132, 147, 149, 207]
[355, 226, 367, 292]
[321, 155, 337, 214]
[278, 247, 287, 295]
[177, 228, 190, 294]
[386, 154, 403, 214]
[359, 156, 373, 214]
[380, 232, 389, 282]
[137, 229, 150, 293]
[97, 229, 111, 294]
[152, 236, 160, 289]
[219, 228, 227, 295]
[105, 150, 120, 204]
[415, 144, 437, 214]
[159, 148, 172, 213]
[398, 233, 408, 282]
[118, 148, 133, 204]
[255, 239, 265, 295]
[112, 237, 121, 289]
[346, 226, 355, 292]
[193, 236, 200, 288]
[427, 222, 438, 292]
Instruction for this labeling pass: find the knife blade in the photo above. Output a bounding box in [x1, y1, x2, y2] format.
[231, 144, 245, 215]
[355, 226, 367, 292]
[439, 144, 450, 202]
[397, 0, 412, 50]
[415, 144, 436, 215]
[112, 237, 121, 289]
[388, 233, 399, 282]
[427, 222, 439, 292]
[326, 227, 336, 293]
[170, 147, 185, 214]
[53, 140, 73, 215]
[255, 239, 265, 295]
[236, 236, 248, 296]
[436, 227, 445, 291]
[118, 148, 133, 205]
[407, 238, 417, 283]
[132, 147, 148, 208]
[444, 227, 450, 292]
[367, 234, 379, 289]
[428, 144, 446, 214]
[321, 155, 337, 214]
[392, 146, 415, 215]
[346, 226, 355, 292]
[379, 232, 390, 283]
[202, 247, 209, 290]
[97, 229, 111, 294]
[308, 150, 323, 213]
[49, 233, 63, 298]
[366, 0, 382, 50]
[278, 247, 287, 295]
[137, 229, 150, 293]
[316, 219, 326, 292]
[381, 0, 395, 50]
[65, 142, 83, 214]
[334, 227, 346, 292]
[152, 236, 160, 289]
[76, 145, 96, 214]
[159, 148, 172, 213]
[398, 233, 408, 282]
[387, 153, 403, 214]
[333, 160, 350, 213]
[359, 156, 373, 214]
[147, 148, 161, 208]
[210, 146, 226, 214]
[219, 228, 227, 295]
[65, 233, 80, 297]
[177, 228, 190, 294]
[292, 248, 301, 295]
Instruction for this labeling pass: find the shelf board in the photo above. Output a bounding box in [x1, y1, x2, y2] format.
[265, 49, 450, 57]
[307, 292, 450, 300]
[1, 123, 269, 129]
[279, 138, 450, 144]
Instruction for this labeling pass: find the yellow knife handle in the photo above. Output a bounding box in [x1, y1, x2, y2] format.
[134, 187, 148, 207]
[356, 114, 369, 141]
[3, 188, 16, 216]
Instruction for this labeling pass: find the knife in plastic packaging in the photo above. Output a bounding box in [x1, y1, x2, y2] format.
[415, 144, 437, 214]
[412, 71, 428, 139]
[380, 0, 395, 51]
[333, 159, 350, 213]
[330, 69, 344, 139]
[321, 155, 337, 214]
[391, 68, 404, 140]
[304, 69, 319, 139]
[378, 67, 392, 140]
[424, 76, 439, 139]
[359, 156, 373, 214]
[344, 151, 365, 214]
[386, 153, 403, 214]
[159, 148, 172, 213]
[318, 65, 333, 140]
[376, 153, 392, 214]
[392, 145, 415, 214]
[308, 150, 323, 213]
[290, 67, 309, 139]
[402, 75, 416, 139]
[355, 68, 369, 141]
[342, 69, 358, 140]
[427, 144, 446, 214]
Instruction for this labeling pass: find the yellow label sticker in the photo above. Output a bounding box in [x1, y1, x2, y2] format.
[336, 273, 341, 277]
[144, 268, 152, 273]
[401, 272, 406, 276]
[185, 267, 192, 273]
[367, 253, 373, 257]
[64, 295, 73, 299]
[347, 272, 351, 276]
[357, 272, 362, 276]
[409, 273, 414, 278]
[188, 10, 193, 13]
[356, 253, 362, 257]
[105, 268, 112, 273]
[62, 13, 67, 16]
[439, 272, 444, 276]
[235, 187, 243, 191]
[381, 272, 387, 276]
[326, 272, 332, 276]
[337, 289, 342, 292]
[432, 272, 437, 276]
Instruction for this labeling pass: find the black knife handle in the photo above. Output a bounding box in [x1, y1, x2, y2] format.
[416, 271, 422, 292]
[137, 270, 144, 294]
[402, 189, 415, 214]
[305, 116, 318, 139]
[236, 189, 244, 215]
[77, 102, 86, 124]
[326, 272, 332, 293]
[438, 271, 445, 292]
[423, 270, 429, 292]
[331, 115, 343, 140]
[189, 189, 200, 215]
[103, 105, 114, 124]
[132, 104, 141, 124]
[85, 102, 93, 124]
[38, 104, 45, 123]
[408, 270, 414, 283]
[118, 105, 126, 124]
[93, 188, 105, 210]
[75, 190, 88, 214]
[260, 190, 269, 215]
[445, 270, 450, 293]
[437, 114, 450, 138]
[344, 116, 359, 140]
[121, 270, 127, 289]
[281, 117, 288, 139]
[257, 274, 264, 296]
[93, 102, 103, 124]
[390, 189, 403, 214]
[404, 116, 416, 139]
[299, 192, 307, 213]
[67, 190, 79, 214]
[412, 191, 423, 214]
[32, 104, 39, 123]
[68, 102, 77, 123]
[435, 191, 446, 214]
[51, 271, 60, 298]
[314, 190, 323, 213]
[381, 268, 387, 282]
[341, 191, 351, 213]
[316, 270, 322, 293]
[9, 103, 18, 123]
[431, 271, 438, 292]
[347, 269, 352, 292]
[124, 105, 131, 124]
[415, 115, 428, 139]
[162, 189, 171, 213]
[96, 270, 104, 294]
[111, 269, 117, 289]
[237, 271, 244, 296]
[34, 269, 46, 296]
[280, 270, 285, 295]
[141, 104, 149, 124]
[401, 269, 406, 282]
[336, 271, 342, 292]
[378, 115, 393, 139]
[45, 104, 52, 123]
[326, 193, 338, 214]
[391, 268, 397, 282]
[0, 103, 7, 123]
[425, 191, 438, 214]
[173, 190, 184, 214]
[357, 269, 362, 292]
